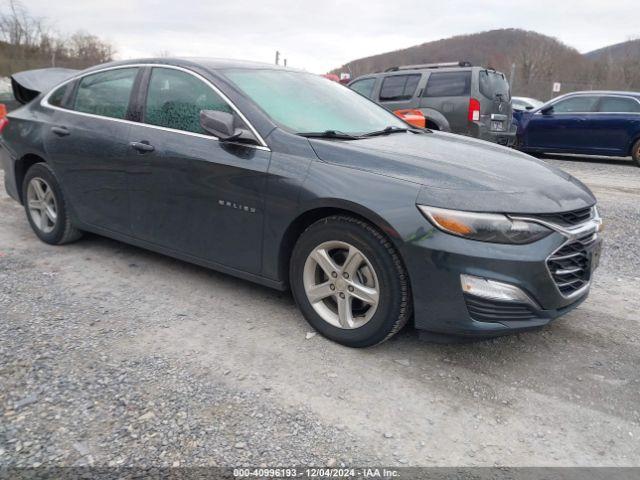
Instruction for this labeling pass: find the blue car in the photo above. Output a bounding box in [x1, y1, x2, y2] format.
[515, 91, 640, 166]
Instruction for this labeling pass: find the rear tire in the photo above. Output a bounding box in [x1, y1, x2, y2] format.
[22, 163, 82, 245]
[290, 215, 412, 348]
[632, 139, 640, 167]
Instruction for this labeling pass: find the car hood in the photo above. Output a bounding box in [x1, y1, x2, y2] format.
[308, 131, 596, 214]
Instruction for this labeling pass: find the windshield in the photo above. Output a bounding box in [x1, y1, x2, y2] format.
[479, 70, 511, 100]
[223, 69, 406, 135]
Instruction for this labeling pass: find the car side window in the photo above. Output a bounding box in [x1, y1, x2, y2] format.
[423, 71, 471, 97]
[349, 78, 376, 99]
[551, 96, 599, 114]
[145, 68, 234, 134]
[598, 96, 640, 113]
[379, 74, 421, 101]
[73, 68, 138, 119]
[48, 84, 69, 108]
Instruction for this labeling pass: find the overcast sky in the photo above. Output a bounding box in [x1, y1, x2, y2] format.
[19, 0, 640, 73]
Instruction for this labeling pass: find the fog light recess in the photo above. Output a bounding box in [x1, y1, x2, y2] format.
[460, 274, 537, 306]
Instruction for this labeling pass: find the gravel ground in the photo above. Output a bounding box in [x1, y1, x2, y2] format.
[1, 155, 639, 468]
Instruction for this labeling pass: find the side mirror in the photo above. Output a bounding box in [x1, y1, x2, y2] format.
[200, 110, 257, 143]
[540, 106, 554, 115]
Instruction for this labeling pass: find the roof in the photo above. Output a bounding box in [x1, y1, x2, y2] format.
[81, 57, 293, 74]
[562, 90, 640, 98]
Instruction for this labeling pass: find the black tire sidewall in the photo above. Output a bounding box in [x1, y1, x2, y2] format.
[22, 163, 69, 245]
[633, 139, 640, 167]
[290, 217, 407, 347]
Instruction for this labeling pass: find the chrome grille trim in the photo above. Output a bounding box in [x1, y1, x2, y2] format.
[510, 206, 601, 299]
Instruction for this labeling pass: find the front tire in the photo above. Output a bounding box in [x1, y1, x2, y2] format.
[290, 215, 412, 347]
[22, 163, 82, 245]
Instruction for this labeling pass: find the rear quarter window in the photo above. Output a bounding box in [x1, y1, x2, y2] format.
[349, 78, 376, 99]
[423, 71, 471, 97]
[379, 74, 421, 101]
[48, 84, 69, 107]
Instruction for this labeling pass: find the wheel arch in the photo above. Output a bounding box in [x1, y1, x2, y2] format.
[15, 152, 47, 203]
[628, 133, 640, 157]
[277, 200, 405, 288]
[417, 108, 451, 132]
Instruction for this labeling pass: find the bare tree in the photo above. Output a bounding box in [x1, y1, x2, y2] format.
[0, 0, 46, 48]
[67, 31, 115, 65]
[0, 0, 114, 75]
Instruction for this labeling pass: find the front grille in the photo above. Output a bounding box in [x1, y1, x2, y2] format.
[464, 295, 537, 322]
[547, 232, 596, 296]
[535, 207, 593, 227]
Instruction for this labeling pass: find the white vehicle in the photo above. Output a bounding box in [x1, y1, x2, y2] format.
[512, 96, 544, 111]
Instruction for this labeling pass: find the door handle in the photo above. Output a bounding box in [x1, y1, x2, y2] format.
[51, 126, 70, 137]
[130, 141, 155, 153]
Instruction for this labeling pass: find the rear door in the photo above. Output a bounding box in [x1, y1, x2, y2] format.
[43, 67, 139, 234]
[125, 66, 270, 274]
[477, 70, 513, 134]
[419, 70, 471, 133]
[376, 73, 422, 112]
[590, 95, 640, 155]
[524, 95, 600, 151]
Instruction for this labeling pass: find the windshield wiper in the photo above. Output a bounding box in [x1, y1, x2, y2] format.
[297, 130, 360, 140]
[361, 126, 414, 138]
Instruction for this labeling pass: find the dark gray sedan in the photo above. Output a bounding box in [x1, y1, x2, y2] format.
[0, 58, 602, 347]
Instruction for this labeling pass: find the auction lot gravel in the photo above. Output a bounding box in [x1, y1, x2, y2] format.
[1, 155, 639, 468]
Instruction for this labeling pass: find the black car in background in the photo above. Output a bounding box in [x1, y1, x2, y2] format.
[1, 58, 602, 347]
[348, 62, 517, 146]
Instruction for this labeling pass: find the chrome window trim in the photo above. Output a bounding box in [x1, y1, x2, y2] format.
[40, 63, 271, 152]
[535, 94, 640, 116]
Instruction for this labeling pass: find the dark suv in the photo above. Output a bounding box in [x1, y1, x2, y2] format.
[348, 62, 516, 145]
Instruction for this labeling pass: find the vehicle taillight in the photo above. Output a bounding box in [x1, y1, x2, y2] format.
[468, 98, 481, 122]
[0, 103, 7, 134]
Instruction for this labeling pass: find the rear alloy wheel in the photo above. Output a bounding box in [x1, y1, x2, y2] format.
[26, 177, 58, 234]
[22, 163, 82, 245]
[291, 215, 412, 347]
[632, 139, 640, 167]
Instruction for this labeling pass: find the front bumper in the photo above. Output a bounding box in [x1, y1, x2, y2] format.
[401, 214, 601, 337]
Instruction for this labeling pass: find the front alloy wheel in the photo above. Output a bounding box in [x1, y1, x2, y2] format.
[303, 241, 380, 329]
[291, 215, 412, 347]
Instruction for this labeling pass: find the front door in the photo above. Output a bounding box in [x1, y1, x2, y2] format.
[43, 67, 139, 234]
[524, 95, 599, 152]
[126, 66, 270, 274]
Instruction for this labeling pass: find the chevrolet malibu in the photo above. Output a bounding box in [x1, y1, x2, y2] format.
[0, 58, 603, 347]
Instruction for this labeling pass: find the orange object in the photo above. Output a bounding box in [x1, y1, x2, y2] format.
[0, 104, 8, 134]
[394, 109, 426, 128]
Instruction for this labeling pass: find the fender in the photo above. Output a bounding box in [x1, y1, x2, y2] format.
[416, 108, 451, 132]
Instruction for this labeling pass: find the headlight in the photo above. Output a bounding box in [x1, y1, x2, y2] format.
[418, 205, 552, 244]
